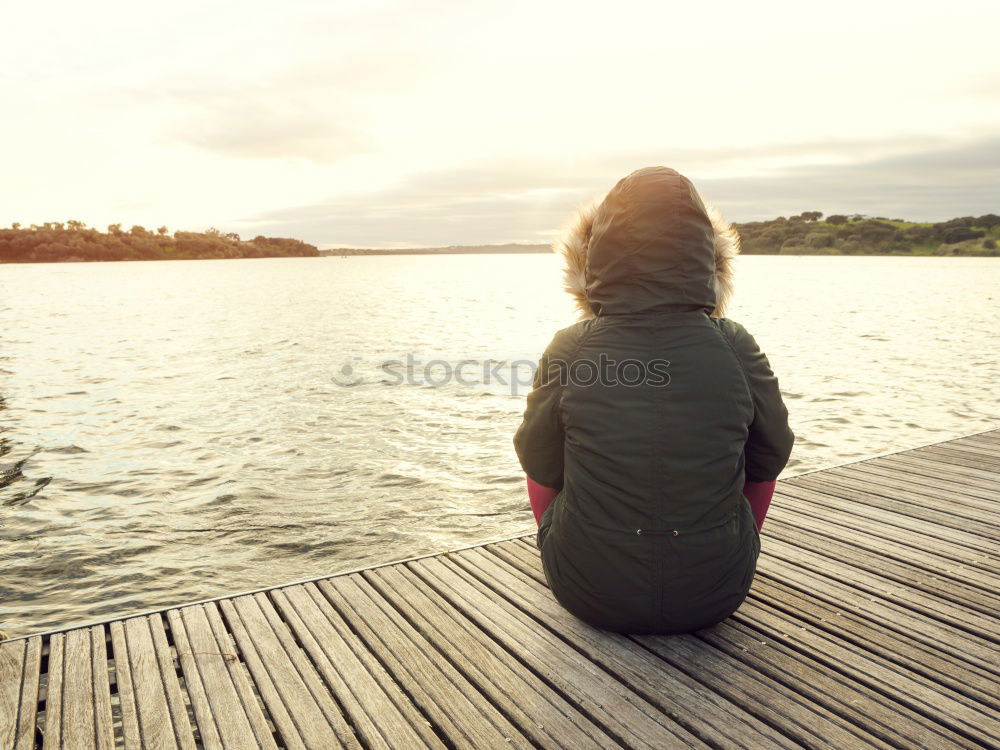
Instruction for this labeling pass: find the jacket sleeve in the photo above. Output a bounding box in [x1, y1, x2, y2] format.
[512, 327, 575, 489]
[726, 321, 795, 482]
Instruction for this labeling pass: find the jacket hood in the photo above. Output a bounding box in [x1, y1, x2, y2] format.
[554, 167, 740, 318]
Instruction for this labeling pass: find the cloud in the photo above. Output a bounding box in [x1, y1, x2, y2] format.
[698, 137, 1000, 220]
[963, 73, 1000, 101]
[169, 93, 368, 164]
[150, 46, 443, 164]
[234, 134, 1000, 247]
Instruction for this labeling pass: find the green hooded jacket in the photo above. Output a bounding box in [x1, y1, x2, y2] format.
[513, 167, 794, 634]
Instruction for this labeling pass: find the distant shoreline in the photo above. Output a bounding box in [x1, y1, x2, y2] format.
[3, 212, 998, 262]
[320, 243, 550, 256]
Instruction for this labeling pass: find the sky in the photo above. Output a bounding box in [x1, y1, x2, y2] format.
[2, 0, 999, 248]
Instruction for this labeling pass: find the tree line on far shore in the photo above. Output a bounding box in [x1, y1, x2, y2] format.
[0, 222, 319, 263]
[736, 212, 1000, 256]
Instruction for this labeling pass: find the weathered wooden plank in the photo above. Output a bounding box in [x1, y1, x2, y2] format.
[697, 621, 983, 750]
[733, 599, 1000, 747]
[761, 536, 997, 639]
[920, 445, 1000, 470]
[20, 632, 105, 750]
[148, 615, 196, 750]
[270, 584, 442, 750]
[219, 593, 360, 749]
[829, 463, 1000, 513]
[750, 576, 1000, 706]
[788, 474, 1000, 540]
[167, 604, 277, 750]
[907, 438, 995, 458]
[109, 621, 141, 749]
[111, 615, 195, 750]
[218, 597, 311, 750]
[123, 617, 173, 750]
[54, 625, 114, 750]
[951, 433, 1000, 451]
[771, 493, 998, 577]
[89, 627, 114, 750]
[17, 637, 41, 750]
[158, 612, 221, 750]
[206, 603, 281, 749]
[763, 517, 999, 613]
[773, 500, 998, 587]
[934, 435, 1000, 452]
[856, 457, 1000, 498]
[319, 574, 531, 748]
[57, 627, 102, 750]
[0, 635, 42, 750]
[874, 452, 1000, 488]
[777, 482, 998, 554]
[927, 442, 1000, 465]
[755, 556, 1000, 675]
[860, 456, 996, 499]
[205, 604, 279, 748]
[365, 562, 620, 748]
[43, 633, 64, 750]
[0, 638, 25, 750]
[494, 539, 988, 749]
[954, 435, 1000, 453]
[410, 555, 704, 750]
[954, 428, 1000, 440]
[806, 464, 1000, 522]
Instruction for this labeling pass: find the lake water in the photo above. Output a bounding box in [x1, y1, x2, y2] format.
[1, 255, 998, 637]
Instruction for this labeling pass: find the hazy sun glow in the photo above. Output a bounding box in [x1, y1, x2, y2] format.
[2, 0, 998, 247]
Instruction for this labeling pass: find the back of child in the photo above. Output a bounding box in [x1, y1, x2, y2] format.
[514, 166, 794, 634]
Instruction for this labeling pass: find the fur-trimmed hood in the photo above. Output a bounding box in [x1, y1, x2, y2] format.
[554, 167, 740, 319]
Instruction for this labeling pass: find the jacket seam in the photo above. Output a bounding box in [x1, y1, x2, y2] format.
[553, 321, 591, 482]
[710, 319, 754, 413]
[557, 321, 592, 411]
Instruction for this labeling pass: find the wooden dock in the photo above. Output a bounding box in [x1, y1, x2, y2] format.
[2, 430, 998, 749]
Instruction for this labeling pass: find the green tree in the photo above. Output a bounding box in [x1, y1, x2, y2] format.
[805, 232, 833, 248]
[943, 227, 984, 243]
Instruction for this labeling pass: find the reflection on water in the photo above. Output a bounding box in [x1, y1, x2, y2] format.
[1, 255, 998, 637]
[0, 397, 52, 507]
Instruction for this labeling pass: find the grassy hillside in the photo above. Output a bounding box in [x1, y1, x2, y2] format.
[736, 212, 1000, 256]
[0, 222, 319, 263]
